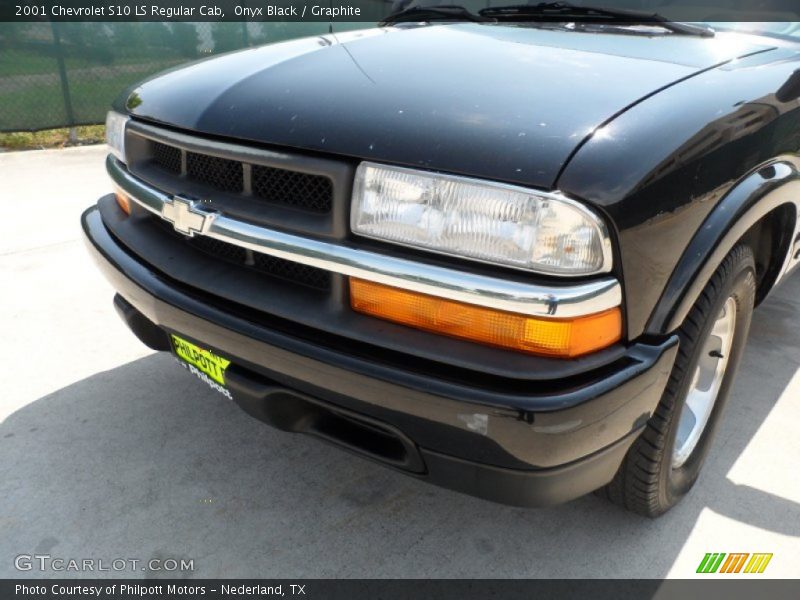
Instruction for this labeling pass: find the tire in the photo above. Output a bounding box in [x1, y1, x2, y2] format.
[600, 244, 757, 517]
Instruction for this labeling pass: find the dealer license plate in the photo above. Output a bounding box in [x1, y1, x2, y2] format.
[171, 334, 232, 398]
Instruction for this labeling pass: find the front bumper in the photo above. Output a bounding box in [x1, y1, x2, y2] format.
[83, 205, 678, 507]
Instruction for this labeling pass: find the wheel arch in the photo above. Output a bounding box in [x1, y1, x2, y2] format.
[645, 156, 800, 336]
[741, 203, 797, 306]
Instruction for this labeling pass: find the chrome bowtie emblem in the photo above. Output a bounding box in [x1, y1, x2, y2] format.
[162, 196, 211, 237]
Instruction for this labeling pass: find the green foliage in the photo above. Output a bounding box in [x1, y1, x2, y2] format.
[0, 21, 376, 131]
[143, 23, 174, 49]
[0, 125, 105, 150]
[210, 23, 243, 53]
[0, 23, 30, 49]
[171, 23, 200, 58]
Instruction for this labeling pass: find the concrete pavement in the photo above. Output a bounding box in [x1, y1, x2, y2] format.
[1, 146, 799, 578]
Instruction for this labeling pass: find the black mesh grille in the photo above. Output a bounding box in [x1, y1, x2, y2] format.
[191, 235, 248, 264]
[151, 142, 182, 174]
[186, 152, 243, 193]
[252, 165, 333, 213]
[252, 253, 332, 291]
[153, 218, 330, 291]
[143, 139, 335, 214]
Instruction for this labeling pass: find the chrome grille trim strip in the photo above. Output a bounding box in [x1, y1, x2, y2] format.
[108, 155, 622, 318]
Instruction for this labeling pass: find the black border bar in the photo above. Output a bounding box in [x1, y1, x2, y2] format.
[4, 580, 800, 600]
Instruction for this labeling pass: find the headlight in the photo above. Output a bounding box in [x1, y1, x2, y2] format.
[105, 111, 129, 163]
[351, 162, 612, 276]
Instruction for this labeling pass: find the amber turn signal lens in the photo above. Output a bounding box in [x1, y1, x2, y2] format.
[114, 187, 131, 215]
[349, 278, 622, 358]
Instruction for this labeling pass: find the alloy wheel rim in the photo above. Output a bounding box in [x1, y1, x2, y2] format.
[672, 296, 737, 469]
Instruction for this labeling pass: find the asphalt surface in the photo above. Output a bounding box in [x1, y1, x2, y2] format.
[1, 146, 799, 579]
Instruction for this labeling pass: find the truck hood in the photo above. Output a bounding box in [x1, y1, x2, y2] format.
[123, 24, 773, 188]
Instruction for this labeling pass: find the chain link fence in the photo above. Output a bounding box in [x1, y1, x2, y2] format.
[0, 22, 373, 132]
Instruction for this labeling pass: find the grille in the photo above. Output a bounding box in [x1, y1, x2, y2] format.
[252, 253, 332, 290]
[252, 165, 333, 213]
[152, 142, 182, 174]
[154, 218, 330, 291]
[143, 138, 334, 213]
[186, 152, 244, 193]
[191, 235, 248, 264]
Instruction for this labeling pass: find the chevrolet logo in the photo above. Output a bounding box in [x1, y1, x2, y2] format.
[162, 196, 213, 237]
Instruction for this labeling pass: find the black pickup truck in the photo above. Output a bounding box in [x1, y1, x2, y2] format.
[83, 12, 800, 516]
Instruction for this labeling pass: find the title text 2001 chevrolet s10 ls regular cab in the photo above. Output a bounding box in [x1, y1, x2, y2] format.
[83, 10, 800, 516]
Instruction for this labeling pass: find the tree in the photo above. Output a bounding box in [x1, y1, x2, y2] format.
[171, 23, 199, 58]
[142, 23, 173, 50]
[0, 23, 30, 51]
[210, 23, 240, 53]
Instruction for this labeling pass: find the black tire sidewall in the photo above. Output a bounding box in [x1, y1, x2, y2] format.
[660, 256, 756, 506]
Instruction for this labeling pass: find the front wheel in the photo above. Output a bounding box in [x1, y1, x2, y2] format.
[601, 244, 756, 517]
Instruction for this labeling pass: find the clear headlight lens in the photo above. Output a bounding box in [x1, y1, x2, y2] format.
[105, 111, 129, 163]
[350, 162, 612, 276]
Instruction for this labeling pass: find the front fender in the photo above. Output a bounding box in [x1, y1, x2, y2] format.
[558, 47, 800, 339]
[646, 157, 800, 335]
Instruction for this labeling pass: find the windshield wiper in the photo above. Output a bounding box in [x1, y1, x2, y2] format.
[380, 5, 493, 25]
[479, 2, 714, 37]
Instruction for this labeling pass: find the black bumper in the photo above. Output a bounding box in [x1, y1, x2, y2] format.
[82, 206, 679, 507]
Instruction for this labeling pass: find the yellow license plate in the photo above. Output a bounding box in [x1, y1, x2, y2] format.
[171, 334, 231, 386]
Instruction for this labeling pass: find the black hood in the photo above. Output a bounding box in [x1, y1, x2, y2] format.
[123, 24, 773, 188]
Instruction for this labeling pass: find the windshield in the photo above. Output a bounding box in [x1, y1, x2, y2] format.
[390, 0, 800, 39]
